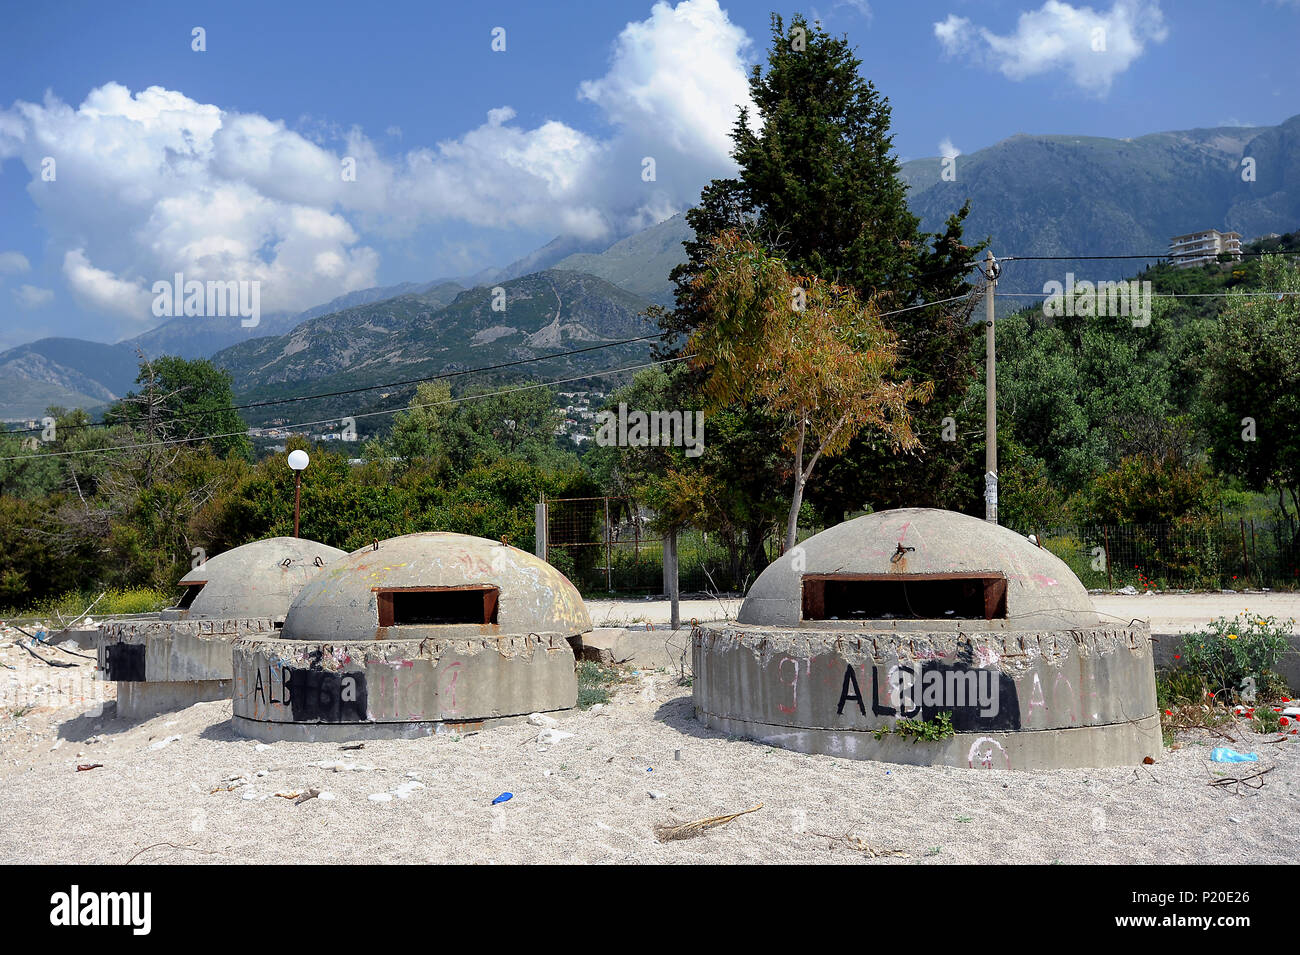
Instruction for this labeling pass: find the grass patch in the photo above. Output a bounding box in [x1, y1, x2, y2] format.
[576, 660, 620, 709]
[1251, 707, 1285, 734]
[1156, 668, 1250, 744]
[1, 587, 173, 621]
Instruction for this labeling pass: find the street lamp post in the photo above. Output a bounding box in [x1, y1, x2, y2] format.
[287, 449, 310, 538]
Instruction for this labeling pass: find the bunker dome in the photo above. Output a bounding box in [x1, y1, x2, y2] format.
[97, 536, 346, 719]
[693, 508, 1161, 771]
[165, 537, 347, 622]
[230, 532, 592, 741]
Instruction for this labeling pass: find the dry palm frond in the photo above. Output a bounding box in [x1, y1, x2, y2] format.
[654, 803, 763, 842]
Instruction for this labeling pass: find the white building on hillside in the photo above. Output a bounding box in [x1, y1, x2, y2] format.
[1168, 229, 1242, 268]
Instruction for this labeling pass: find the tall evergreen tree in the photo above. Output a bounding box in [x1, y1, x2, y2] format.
[662, 12, 987, 528]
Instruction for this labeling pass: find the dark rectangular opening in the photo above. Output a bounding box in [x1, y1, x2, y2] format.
[377, 586, 499, 627]
[801, 574, 1007, 621]
[175, 582, 204, 611]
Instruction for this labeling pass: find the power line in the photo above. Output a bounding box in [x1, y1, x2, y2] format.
[0, 355, 692, 463]
[995, 289, 1298, 299]
[1002, 249, 1298, 262]
[5, 246, 1292, 440]
[4, 292, 977, 440]
[4, 332, 669, 437]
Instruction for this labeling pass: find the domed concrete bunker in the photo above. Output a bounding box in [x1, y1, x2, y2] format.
[96, 537, 346, 719]
[692, 508, 1161, 770]
[230, 532, 592, 741]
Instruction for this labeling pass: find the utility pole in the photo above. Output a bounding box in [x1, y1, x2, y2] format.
[983, 249, 999, 524]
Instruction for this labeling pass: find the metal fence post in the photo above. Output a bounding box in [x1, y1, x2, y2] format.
[1240, 517, 1249, 581]
[604, 496, 612, 592]
[664, 527, 680, 631]
[535, 494, 548, 561]
[1103, 525, 1112, 589]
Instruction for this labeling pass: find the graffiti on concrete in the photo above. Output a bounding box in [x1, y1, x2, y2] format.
[836, 661, 1021, 731]
[103, 643, 146, 682]
[250, 663, 369, 722]
[968, 736, 1010, 769]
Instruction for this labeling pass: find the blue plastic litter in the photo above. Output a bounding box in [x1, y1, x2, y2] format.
[1210, 747, 1259, 763]
[492, 792, 513, 804]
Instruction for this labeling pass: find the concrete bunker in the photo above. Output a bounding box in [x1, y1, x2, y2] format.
[96, 537, 346, 719]
[693, 508, 1162, 770]
[229, 532, 592, 741]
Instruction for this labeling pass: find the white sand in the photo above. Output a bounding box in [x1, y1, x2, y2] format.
[1, 639, 1296, 865]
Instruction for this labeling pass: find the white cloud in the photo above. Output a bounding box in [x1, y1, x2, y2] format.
[0, 0, 755, 335]
[939, 137, 961, 159]
[578, 0, 753, 160]
[13, 284, 53, 308]
[62, 249, 151, 320]
[0, 251, 30, 274]
[0, 84, 378, 335]
[934, 1, 1168, 95]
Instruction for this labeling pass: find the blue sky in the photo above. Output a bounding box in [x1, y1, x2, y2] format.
[0, 0, 1297, 348]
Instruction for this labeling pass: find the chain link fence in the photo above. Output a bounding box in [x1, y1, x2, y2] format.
[542, 496, 772, 595]
[543, 501, 1300, 595]
[1014, 520, 1300, 590]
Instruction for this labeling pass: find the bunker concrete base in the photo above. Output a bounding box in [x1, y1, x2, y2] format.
[97, 617, 279, 682]
[693, 623, 1162, 771]
[696, 709, 1162, 771]
[230, 632, 578, 742]
[116, 679, 233, 720]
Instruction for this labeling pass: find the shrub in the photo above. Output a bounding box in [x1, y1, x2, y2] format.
[1179, 613, 1294, 701]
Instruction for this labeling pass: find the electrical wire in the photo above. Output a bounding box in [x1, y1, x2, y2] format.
[5, 245, 1292, 442]
[3, 293, 978, 439]
[993, 290, 1298, 299]
[0, 355, 693, 462]
[3, 332, 669, 437]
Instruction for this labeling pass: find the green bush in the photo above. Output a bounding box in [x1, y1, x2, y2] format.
[1179, 613, 1294, 701]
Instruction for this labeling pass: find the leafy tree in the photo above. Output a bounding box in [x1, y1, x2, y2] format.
[380, 380, 453, 470]
[104, 354, 252, 461]
[1200, 256, 1300, 529]
[369, 381, 569, 475]
[1085, 454, 1217, 525]
[585, 365, 789, 583]
[689, 232, 929, 547]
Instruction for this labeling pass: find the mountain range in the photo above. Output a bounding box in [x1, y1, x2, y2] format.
[2, 113, 1298, 421]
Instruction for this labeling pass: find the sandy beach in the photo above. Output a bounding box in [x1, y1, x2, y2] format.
[0, 625, 1295, 865]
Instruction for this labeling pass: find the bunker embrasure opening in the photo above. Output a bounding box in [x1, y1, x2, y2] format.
[376, 586, 500, 627]
[800, 573, 1008, 621]
[175, 582, 204, 611]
